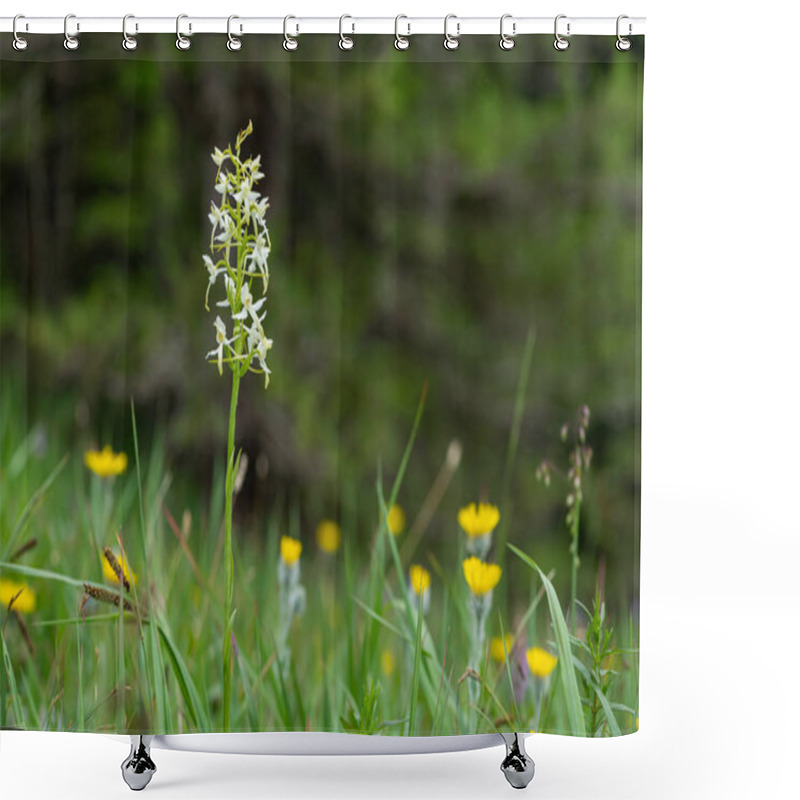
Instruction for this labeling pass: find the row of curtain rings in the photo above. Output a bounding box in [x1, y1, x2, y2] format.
[11, 13, 633, 53]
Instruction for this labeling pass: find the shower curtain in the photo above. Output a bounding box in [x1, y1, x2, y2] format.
[0, 31, 642, 739]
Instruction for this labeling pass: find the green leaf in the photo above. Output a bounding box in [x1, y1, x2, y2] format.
[157, 617, 210, 731]
[591, 683, 622, 736]
[508, 543, 586, 736]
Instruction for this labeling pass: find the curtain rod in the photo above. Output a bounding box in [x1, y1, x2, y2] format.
[1, 15, 646, 38]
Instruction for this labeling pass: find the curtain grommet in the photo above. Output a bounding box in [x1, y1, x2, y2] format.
[227, 15, 242, 52]
[339, 14, 355, 51]
[616, 15, 632, 51]
[499, 14, 516, 51]
[444, 14, 460, 51]
[283, 15, 299, 51]
[554, 14, 570, 51]
[176, 14, 191, 51]
[64, 13, 80, 51]
[394, 15, 410, 51]
[122, 14, 138, 51]
[12, 14, 29, 51]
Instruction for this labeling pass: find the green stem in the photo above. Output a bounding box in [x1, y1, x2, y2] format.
[569, 495, 581, 634]
[222, 369, 242, 732]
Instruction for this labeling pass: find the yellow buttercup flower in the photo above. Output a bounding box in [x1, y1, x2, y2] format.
[462, 556, 501, 596]
[458, 502, 500, 537]
[316, 520, 341, 553]
[280, 535, 302, 566]
[101, 550, 138, 587]
[526, 646, 558, 679]
[387, 505, 406, 535]
[0, 578, 36, 614]
[490, 634, 515, 662]
[409, 564, 431, 596]
[84, 445, 128, 478]
[381, 649, 396, 677]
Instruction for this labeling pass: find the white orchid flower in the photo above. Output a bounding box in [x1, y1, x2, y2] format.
[205, 126, 272, 390]
[234, 187, 261, 223]
[245, 321, 273, 387]
[206, 316, 233, 375]
[247, 155, 264, 181]
[232, 283, 266, 325]
[214, 214, 236, 244]
[246, 234, 270, 289]
[208, 203, 224, 239]
[215, 274, 236, 310]
[204, 255, 226, 309]
[211, 147, 228, 167]
[215, 172, 234, 196]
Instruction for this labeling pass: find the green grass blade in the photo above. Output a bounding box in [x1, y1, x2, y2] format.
[496, 327, 536, 566]
[351, 596, 408, 641]
[497, 615, 523, 728]
[31, 612, 141, 627]
[0, 623, 27, 728]
[591, 682, 621, 736]
[407, 594, 425, 736]
[508, 543, 586, 736]
[157, 617, 210, 731]
[131, 401, 169, 732]
[3, 455, 68, 560]
[0, 562, 100, 590]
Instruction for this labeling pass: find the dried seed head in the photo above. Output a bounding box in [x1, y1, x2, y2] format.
[103, 547, 131, 593]
[83, 583, 134, 612]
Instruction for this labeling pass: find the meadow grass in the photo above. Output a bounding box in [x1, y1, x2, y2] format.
[0, 376, 638, 738]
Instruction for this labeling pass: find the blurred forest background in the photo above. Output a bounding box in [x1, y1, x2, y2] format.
[0, 36, 641, 616]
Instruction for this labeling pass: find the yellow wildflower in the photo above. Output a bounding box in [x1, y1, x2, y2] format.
[316, 520, 341, 553]
[280, 535, 302, 566]
[387, 505, 406, 535]
[490, 634, 515, 662]
[409, 564, 431, 595]
[84, 445, 128, 478]
[101, 550, 138, 587]
[458, 502, 500, 537]
[462, 556, 502, 596]
[381, 649, 396, 677]
[0, 578, 36, 614]
[526, 646, 558, 678]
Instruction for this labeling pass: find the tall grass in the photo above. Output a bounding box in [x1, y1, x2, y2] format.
[0, 377, 638, 737]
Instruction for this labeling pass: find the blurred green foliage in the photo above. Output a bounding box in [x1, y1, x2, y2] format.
[1, 36, 641, 610]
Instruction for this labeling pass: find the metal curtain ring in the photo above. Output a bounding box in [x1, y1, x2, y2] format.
[339, 14, 354, 50]
[499, 14, 516, 50]
[394, 14, 410, 51]
[444, 14, 460, 51]
[122, 14, 138, 51]
[283, 15, 298, 51]
[176, 14, 191, 50]
[616, 14, 632, 51]
[12, 14, 28, 51]
[227, 15, 242, 51]
[553, 14, 570, 51]
[64, 13, 79, 51]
